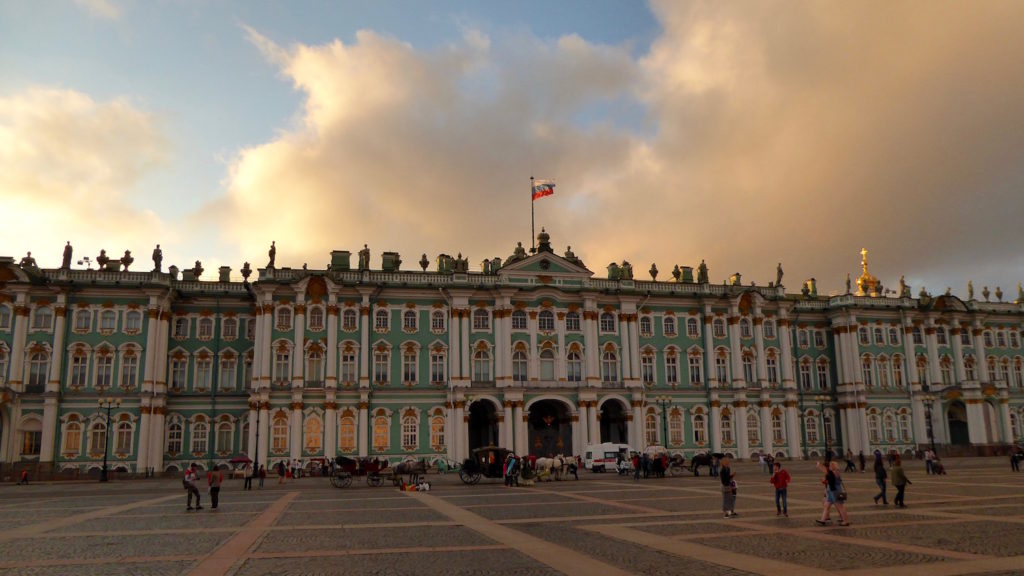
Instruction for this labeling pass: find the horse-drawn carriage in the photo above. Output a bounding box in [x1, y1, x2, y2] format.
[329, 456, 390, 488]
[387, 458, 427, 486]
[459, 446, 513, 485]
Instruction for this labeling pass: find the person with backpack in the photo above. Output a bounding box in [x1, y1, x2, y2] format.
[815, 460, 849, 526]
[769, 461, 790, 517]
[184, 463, 202, 511]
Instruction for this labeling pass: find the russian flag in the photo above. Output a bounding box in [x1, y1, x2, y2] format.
[532, 180, 555, 201]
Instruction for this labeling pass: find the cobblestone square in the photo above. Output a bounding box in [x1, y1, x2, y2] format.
[0, 457, 1022, 575]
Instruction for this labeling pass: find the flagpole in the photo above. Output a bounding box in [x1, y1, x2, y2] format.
[530, 176, 536, 253]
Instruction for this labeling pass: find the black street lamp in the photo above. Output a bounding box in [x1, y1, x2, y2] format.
[98, 396, 121, 482]
[654, 395, 673, 448]
[922, 392, 937, 456]
[814, 394, 831, 462]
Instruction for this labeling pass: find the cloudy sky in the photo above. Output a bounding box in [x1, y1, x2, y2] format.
[2, 1, 1023, 298]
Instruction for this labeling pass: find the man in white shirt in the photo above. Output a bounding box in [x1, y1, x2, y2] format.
[184, 463, 202, 511]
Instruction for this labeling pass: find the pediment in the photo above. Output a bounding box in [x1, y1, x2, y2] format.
[497, 251, 592, 279]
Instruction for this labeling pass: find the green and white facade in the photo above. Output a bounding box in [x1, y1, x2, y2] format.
[2, 232, 1023, 475]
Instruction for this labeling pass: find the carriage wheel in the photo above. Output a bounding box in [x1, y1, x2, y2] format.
[459, 469, 482, 485]
[331, 473, 353, 488]
[367, 474, 384, 487]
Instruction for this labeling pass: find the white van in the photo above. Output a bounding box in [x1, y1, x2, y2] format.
[584, 443, 631, 472]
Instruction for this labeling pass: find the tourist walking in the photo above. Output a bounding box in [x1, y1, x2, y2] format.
[844, 450, 856, 473]
[1012, 451, 1021, 472]
[243, 463, 253, 491]
[504, 453, 515, 487]
[769, 461, 790, 517]
[892, 455, 911, 508]
[858, 451, 866, 473]
[633, 453, 641, 481]
[815, 461, 849, 526]
[924, 449, 935, 475]
[258, 464, 266, 488]
[720, 456, 737, 518]
[208, 467, 223, 510]
[184, 463, 202, 511]
[872, 452, 888, 505]
[16, 470, 29, 485]
[759, 451, 767, 475]
[277, 460, 286, 484]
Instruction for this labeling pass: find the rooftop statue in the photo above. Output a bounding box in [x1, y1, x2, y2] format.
[982, 286, 990, 302]
[995, 286, 1003, 302]
[152, 244, 163, 272]
[697, 259, 708, 284]
[672, 265, 681, 282]
[358, 244, 371, 270]
[513, 242, 527, 259]
[240, 262, 252, 281]
[121, 250, 134, 271]
[968, 280, 974, 300]
[419, 254, 429, 271]
[1017, 282, 1023, 303]
[19, 251, 37, 270]
[61, 242, 73, 270]
[649, 263, 658, 281]
[267, 241, 276, 269]
[945, 287, 952, 297]
[846, 273, 851, 293]
[898, 275, 906, 297]
[776, 262, 784, 286]
[620, 260, 633, 280]
[96, 249, 110, 270]
[193, 260, 204, 279]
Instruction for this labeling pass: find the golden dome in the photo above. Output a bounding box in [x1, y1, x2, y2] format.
[856, 248, 879, 297]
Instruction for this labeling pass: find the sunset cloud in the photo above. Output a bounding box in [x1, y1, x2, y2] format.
[73, 0, 121, 21]
[220, 3, 1024, 295]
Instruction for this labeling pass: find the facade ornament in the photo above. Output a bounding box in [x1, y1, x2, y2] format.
[697, 259, 708, 284]
[302, 263, 308, 270]
[96, 249, 110, 270]
[671, 265, 681, 282]
[982, 286, 990, 302]
[358, 244, 370, 270]
[61, 242, 73, 270]
[564, 245, 576, 261]
[240, 262, 252, 281]
[193, 260, 204, 280]
[620, 260, 633, 280]
[152, 244, 163, 272]
[19, 251, 38, 270]
[513, 242, 527, 260]
[967, 280, 974, 300]
[649, 263, 658, 281]
[267, 241, 276, 269]
[419, 254, 429, 271]
[776, 262, 784, 286]
[995, 286, 1003, 302]
[945, 287, 951, 297]
[919, 285, 928, 298]
[120, 250, 134, 271]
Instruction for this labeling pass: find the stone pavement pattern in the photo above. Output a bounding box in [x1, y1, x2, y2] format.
[0, 457, 1022, 575]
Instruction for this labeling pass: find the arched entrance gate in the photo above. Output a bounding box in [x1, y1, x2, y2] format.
[600, 399, 628, 444]
[527, 399, 572, 457]
[467, 400, 500, 452]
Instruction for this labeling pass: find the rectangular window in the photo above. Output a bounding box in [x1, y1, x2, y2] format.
[341, 353, 357, 384]
[566, 313, 581, 332]
[100, 312, 116, 332]
[374, 352, 389, 384]
[889, 327, 900, 346]
[641, 355, 655, 385]
[71, 356, 88, 388]
[195, 359, 212, 390]
[666, 355, 678, 385]
[430, 353, 446, 384]
[715, 356, 728, 383]
[120, 355, 138, 389]
[219, 359, 236, 391]
[816, 363, 829, 389]
[95, 355, 113, 389]
[171, 359, 187, 389]
[222, 319, 237, 339]
[800, 364, 812, 390]
[798, 330, 809, 348]
[961, 330, 971, 346]
[22, 431, 42, 456]
[686, 318, 699, 338]
[874, 327, 884, 345]
[688, 356, 702, 385]
[403, 352, 417, 383]
[766, 358, 778, 384]
[913, 327, 923, 345]
[567, 353, 582, 382]
[814, 331, 826, 348]
[763, 321, 776, 339]
[274, 352, 290, 384]
[937, 328, 948, 346]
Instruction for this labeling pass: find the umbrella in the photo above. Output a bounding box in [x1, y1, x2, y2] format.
[229, 456, 252, 464]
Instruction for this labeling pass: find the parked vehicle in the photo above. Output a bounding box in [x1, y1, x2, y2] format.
[584, 443, 631, 472]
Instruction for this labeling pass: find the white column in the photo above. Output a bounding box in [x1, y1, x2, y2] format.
[632, 398, 644, 449]
[966, 399, 987, 444]
[326, 299, 338, 388]
[261, 301, 273, 387]
[556, 314, 567, 382]
[583, 305, 599, 386]
[629, 315, 641, 384]
[247, 402, 258, 462]
[527, 311, 539, 381]
[572, 410, 581, 455]
[514, 402, 527, 456]
[293, 302, 305, 388]
[493, 308, 504, 384]
[999, 397, 1014, 443]
[456, 402, 467, 460]
[951, 326, 966, 383]
[149, 401, 166, 471]
[735, 400, 750, 459]
[359, 300, 370, 388]
[41, 300, 66, 463]
[503, 400, 515, 452]
[619, 315, 632, 384]
[753, 315, 767, 386]
[760, 397, 772, 456]
[289, 395, 303, 460]
[324, 393, 337, 458]
[710, 399, 722, 454]
[703, 308, 716, 388]
[449, 308, 460, 384]
[460, 312, 471, 383]
[8, 297, 29, 390]
[258, 399, 270, 468]
[358, 398, 368, 457]
[588, 401, 600, 445]
[973, 324, 989, 384]
[778, 316, 795, 387]
[728, 310, 744, 388]
[447, 403, 457, 461]
[576, 401, 589, 450]
[502, 306, 514, 385]
[786, 401, 801, 458]
[925, 322, 942, 387]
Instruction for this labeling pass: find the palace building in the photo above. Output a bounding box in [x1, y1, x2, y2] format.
[1, 230, 1022, 477]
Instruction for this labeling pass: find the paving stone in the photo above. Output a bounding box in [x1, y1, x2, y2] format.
[692, 532, 949, 569]
[632, 521, 755, 537]
[838, 521, 1024, 557]
[0, 532, 228, 562]
[1, 560, 194, 576]
[274, 507, 445, 526]
[257, 526, 494, 553]
[235, 550, 558, 576]
[472, 501, 626, 520]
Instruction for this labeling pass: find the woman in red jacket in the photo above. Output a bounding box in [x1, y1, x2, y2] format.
[769, 461, 790, 517]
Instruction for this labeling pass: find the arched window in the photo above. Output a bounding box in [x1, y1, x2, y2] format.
[430, 415, 445, 449]
[663, 316, 676, 336]
[116, 421, 133, 453]
[600, 312, 616, 333]
[601, 351, 619, 382]
[373, 415, 389, 450]
[216, 422, 232, 453]
[431, 310, 445, 332]
[538, 310, 555, 332]
[511, 310, 527, 330]
[306, 349, 324, 384]
[121, 352, 139, 389]
[639, 316, 652, 337]
[166, 422, 183, 454]
[540, 349, 555, 380]
[192, 421, 209, 454]
[174, 317, 189, 339]
[403, 310, 417, 331]
[720, 413, 733, 445]
[198, 317, 213, 340]
[868, 413, 881, 444]
[771, 413, 785, 443]
[0, 305, 11, 330]
[669, 410, 683, 446]
[276, 307, 292, 330]
[342, 309, 358, 331]
[304, 306, 322, 331]
[512, 351, 528, 383]
[739, 318, 752, 339]
[473, 350, 491, 382]
[686, 317, 699, 337]
[63, 421, 82, 455]
[271, 416, 288, 453]
[742, 355, 755, 384]
[564, 311, 580, 332]
[567, 351, 583, 382]
[222, 317, 237, 339]
[339, 416, 356, 452]
[712, 318, 726, 339]
[645, 413, 658, 446]
[32, 307, 53, 330]
[304, 416, 322, 452]
[884, 412, 896, 442]
[95, 352, 113, 389]
[401, 415, 418, 449]
[75, 309, 91, 332]
[374, 309, 389, 331]
[806, 415, 819, 445]
[861, 356, 874, 388]
[472, 309, 490, 330]
[747, 412, 760, 445]
[28, 351, 49, 388]
[89, 421, 106, 454]
[693, 413, 707, 444]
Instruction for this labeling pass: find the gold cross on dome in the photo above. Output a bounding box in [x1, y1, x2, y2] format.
[860, 248, 869, 269]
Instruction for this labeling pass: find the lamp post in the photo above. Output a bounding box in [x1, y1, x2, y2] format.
[98, 396, 121, 482]
[922, 392, 937, 456]
[814, 394, 831, 462]
[654, 395, 673, 449]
